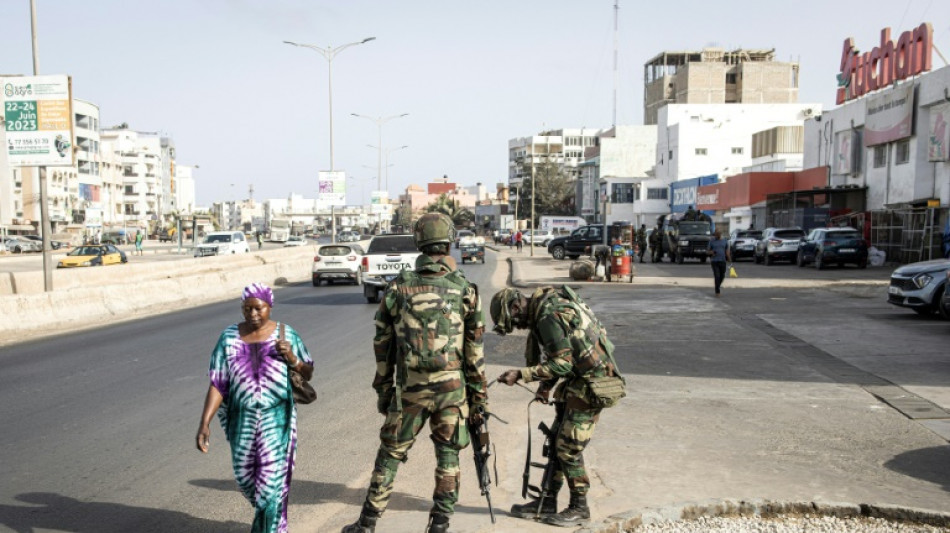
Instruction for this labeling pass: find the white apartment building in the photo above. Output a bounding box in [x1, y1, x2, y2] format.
[100, 126, 164, 232]
[508, 128, 604, 188]
[73, 99, 104, 234]
[655, 103, 821, 185]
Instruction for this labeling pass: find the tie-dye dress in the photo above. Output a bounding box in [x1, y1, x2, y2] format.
[209, 322, 313, 533]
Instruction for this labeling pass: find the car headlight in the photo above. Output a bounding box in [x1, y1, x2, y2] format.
[679, 240, 689, 246]
[912, 273, 933, 289]
[81, 260, 92, 266]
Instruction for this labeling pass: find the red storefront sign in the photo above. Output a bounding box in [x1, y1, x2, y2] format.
[836, 22, 933, 104]
[696, 168, 829, 211]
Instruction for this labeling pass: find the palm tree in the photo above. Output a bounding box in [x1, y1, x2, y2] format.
[424, 193, 474, 227]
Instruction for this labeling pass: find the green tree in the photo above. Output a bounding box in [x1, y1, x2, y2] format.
[518, 161, 575, 227]
[424, 193, 474, 227]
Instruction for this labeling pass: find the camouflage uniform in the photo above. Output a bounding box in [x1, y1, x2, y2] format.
[518, 286, 614, 498]
[635, 226, 647, 263]
[648, 226, 661, 262]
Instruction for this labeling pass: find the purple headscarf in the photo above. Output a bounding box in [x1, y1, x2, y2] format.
[241, 282, 274, 307]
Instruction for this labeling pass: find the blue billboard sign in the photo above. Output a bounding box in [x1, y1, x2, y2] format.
[670, 174, 718, 215]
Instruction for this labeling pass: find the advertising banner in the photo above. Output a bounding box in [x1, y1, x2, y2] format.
[928, 102, 950, 162]
[864, 84, 914, 147]
[670, 174, 718, 214]
[2, 75, 74, 166]
[370, 190, 388, 214]
[317, 170, 346, 207]
[833, 130, 854, 175]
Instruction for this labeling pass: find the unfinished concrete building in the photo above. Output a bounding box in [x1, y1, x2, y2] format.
[643, 48, 800, 125]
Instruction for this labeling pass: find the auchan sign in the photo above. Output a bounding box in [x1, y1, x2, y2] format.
[836, 22, 932, 104]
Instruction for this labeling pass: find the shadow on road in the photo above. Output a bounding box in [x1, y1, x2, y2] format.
[884, 446, 950, 492]
[0, 492, 246, 533]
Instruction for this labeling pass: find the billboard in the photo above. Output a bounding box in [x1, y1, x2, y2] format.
[864, 84, 914, 147]
[370, 190, 389, 215]
[2, 75, 74, 166]
[670, 174, 718, 214]
[928, 102, 950, 162]
[317, 170, 346, 207]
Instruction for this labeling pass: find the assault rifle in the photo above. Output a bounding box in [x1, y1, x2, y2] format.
[521, 398, 562, 519]
[470, 404, 500, 523]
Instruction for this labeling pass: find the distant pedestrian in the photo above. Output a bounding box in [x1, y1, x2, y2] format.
[707, 230, 731, 296]
[134, 231, 144, 256]
[515, 230, 523, 252]
[196, 283, 314, 533]
[257, 231, 264, 250]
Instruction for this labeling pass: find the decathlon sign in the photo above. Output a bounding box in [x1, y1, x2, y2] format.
[836, 23, 933, 104]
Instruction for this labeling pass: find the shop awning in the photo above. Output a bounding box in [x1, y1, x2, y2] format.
[1, 224, 36, 231]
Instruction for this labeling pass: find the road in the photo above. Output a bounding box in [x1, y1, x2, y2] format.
[1, 246, 949, 532]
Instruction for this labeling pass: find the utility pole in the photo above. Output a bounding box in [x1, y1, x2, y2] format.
[31, 0, 54, 292]
[612, 0, 620, 129]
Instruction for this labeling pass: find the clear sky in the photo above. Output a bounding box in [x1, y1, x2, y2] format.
[5, 0, 950, 206]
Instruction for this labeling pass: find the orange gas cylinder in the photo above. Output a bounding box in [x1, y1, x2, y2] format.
[612, 254, 631, 277]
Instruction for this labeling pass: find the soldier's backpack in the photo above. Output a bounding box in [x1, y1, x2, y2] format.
[536, 285, 627, 408]
[390, 269, 470, 375]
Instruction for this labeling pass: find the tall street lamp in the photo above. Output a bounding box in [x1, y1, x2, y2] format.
[367, 144, 408, 192]
[283, 36, 375, 171]
[351, 113, 408, 191]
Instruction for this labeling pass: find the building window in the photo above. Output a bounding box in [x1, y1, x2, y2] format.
[647, 188, 668, 200]
[731, 147, 743, 155]
[873, 145, 887, 168]
[611, 183, 635, 204]
[669, 150, 673, 160]
[895, 140, 910, 165]
[726, 73, 737, 84]
[695, 148, 708, 156]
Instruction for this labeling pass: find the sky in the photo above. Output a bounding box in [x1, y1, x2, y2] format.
[5, 0, 950, 207]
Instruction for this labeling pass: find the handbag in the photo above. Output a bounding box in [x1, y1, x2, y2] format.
[729, 264, 738, 278]
[280, 323, 316, 405]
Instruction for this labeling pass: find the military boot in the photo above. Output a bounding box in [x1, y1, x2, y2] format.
[542, 493, 590, 527]
[341, 507, 380, 533]
[425, 513, 450, 533]
[509, 494, 558, 519]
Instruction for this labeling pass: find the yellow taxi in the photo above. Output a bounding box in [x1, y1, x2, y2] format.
[57, 244, 128, 268]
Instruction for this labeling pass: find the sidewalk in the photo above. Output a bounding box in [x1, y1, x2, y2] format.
[463, 244, 948, 533]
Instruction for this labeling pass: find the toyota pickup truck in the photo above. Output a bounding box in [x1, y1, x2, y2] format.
[360, 234, 421, 303]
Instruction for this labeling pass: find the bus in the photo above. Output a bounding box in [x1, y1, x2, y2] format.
[269, 218, 291, 242]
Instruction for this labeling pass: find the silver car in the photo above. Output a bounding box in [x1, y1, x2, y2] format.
[753, 227, 805, 265]
[2, 237, 41, 253]
[887, 259, 950, 318]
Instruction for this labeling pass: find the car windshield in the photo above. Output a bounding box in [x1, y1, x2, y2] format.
[320, 245, 353, 257]
[775, 230, 805, 239]
[70, 246, 102, 256]
[204, 234, 232, 243]
[678, 222, 711, 235]
[367, 235, 417, 253]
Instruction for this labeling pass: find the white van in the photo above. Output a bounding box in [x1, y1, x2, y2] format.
[194, 231, 251, 257]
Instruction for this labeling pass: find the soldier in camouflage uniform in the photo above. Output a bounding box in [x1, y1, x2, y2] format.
[491, 286, 620, 528]
[342, 213, 489, 533]
[649, 225, 661, 262]
[635, 224, 648, 263]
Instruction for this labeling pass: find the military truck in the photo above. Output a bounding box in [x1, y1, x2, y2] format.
[657, 213, 714, 264]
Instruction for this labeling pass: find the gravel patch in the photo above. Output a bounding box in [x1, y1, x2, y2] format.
[628, 515, 950, 532]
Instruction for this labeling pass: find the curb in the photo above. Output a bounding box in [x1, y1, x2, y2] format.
[574, 499, 950, 532]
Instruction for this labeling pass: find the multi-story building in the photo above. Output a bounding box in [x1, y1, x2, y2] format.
[643, 48, 800, 125]
[73, 99, 103, 236]
[100, 126, 164, 233]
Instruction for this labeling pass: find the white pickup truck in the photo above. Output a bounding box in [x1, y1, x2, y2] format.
[360, 234, 422, 303]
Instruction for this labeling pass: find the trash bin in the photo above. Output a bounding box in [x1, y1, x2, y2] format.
[612, 254, 632, 278]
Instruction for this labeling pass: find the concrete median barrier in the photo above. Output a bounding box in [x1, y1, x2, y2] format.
[0, 248, 314, 346]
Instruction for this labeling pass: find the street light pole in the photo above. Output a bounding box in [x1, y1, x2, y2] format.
[367, 144, 408, 191]
[351, 113, 408, 191]
[283, 37, 375, 171]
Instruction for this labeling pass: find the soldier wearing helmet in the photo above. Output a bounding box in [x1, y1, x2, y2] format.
[343, 213, 489, 533]
[490, 285, 621, 527]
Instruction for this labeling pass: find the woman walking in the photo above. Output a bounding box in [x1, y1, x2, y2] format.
[196, 283, 313, 533]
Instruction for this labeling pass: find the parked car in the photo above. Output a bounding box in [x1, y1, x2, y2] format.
[57, 244, 126, 268]
[522, 229, 555, 247]
[284, 235, 308, 247]
[22, 235, 67, 250]
[312, 243, 363, 286]
[728, 229, 762, 261]
[943, 271, 950, 317]
[2, 237, 41, 253]
[100, 231, 129, 245]
[494, 229, 512, 244]
[158, 229, 174, 243]
[753, 227, 806, 265]
[193, 231, 251, 257]
[547, 225, 607, 260]
[887, 259, 950, 317]
[337, 230, 361, 243]
[455, 230, 475, 248]
[797, 227, 869, 269]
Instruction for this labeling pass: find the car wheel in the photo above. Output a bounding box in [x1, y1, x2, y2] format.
[312, 277, 320, 287]
[364, 284, 379, 304]
[699, 256, 707, 263]
[797, 251, 806, 267]
[14, 246, 22, 253]
[764, 253, 773, 266]
[676, 253, 684, 264]
[753, 252, 761, 264]
[938, 290, 950, 320]
[551, 246, 566, 260]
[815, 253, 824, 270]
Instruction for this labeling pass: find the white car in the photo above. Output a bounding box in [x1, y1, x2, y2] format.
[313, 243, 363, 286]
[194, 231, 251, 257]
[523, 229, 555, 246]
[284, 235, 308, 247]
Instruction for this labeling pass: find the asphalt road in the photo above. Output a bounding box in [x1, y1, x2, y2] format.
[1, 246, 948, 533]
[0, 245, 506, 533]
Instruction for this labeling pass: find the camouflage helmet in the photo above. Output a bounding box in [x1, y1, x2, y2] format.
[490, 288, 523, 335]
[413, 213, 455, 249]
